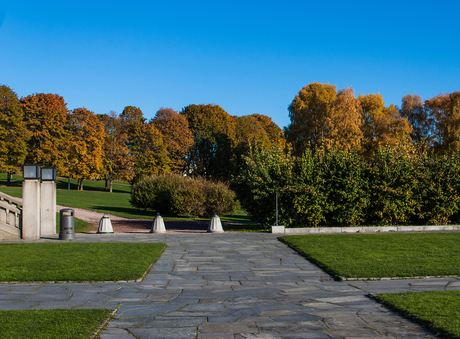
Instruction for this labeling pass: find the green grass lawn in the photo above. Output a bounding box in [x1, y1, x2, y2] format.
[280, 233, 460, 279]
[0, 309, 113, 339]
[56, 213, 94, 233]
[374, 290, 460, 338]
[0, 177, 255, 223]
[0, 242, 166, 282]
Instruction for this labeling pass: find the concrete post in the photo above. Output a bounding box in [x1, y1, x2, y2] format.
[22, 180, 40, 240]
[40, 181, 56, 236]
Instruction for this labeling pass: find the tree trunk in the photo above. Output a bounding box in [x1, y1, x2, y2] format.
[105, 175, 108, 191]
[6, 172, 11, 186]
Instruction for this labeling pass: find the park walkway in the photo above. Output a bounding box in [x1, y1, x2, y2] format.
[1, 232, 459, 338]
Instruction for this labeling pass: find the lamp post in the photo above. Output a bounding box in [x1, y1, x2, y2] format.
[40, 167, 56, 236]
[22, 165, 41, 240]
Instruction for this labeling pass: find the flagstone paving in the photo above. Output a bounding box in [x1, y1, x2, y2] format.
[1, 232, 459, 338]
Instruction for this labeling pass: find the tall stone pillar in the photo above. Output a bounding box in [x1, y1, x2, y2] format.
[40, 181, 56, 236]
[22, 180, 41, 240]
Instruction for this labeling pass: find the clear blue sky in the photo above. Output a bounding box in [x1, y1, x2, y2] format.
[1, 1, 459, 129]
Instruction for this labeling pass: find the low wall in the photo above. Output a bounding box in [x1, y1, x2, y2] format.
[272, 225, 460, 235]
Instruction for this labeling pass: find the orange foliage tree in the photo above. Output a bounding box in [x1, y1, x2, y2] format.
[20, 93, 70, 174]
[67, 108, 105, 190]
[99, 112, 133, 191]
[0, 85, 29, 184]
[120, 106, 169, 183]
[151, 108, 194, 173]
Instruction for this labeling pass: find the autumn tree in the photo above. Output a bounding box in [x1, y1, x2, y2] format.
[99, 112, 133, 192]
[0, 85, 29, 184]
[180, 104, 236, 180]
[447, 92, 460, 151]
[400, 94, 433, 147]
[233, 114, 285, 171]
[327, 87, 363, 152]
[359, 94, 412, 157]
[425, 92, 460, 153]
[151, 108, 193, 173]
[285, 82, 337, 156]
[20, 93, 70, 174]
[67, 108, 105, 190]
[120, 106, 169, 183]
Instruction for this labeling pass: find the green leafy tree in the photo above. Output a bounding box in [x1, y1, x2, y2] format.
[322, 148, 369, 226]
[20, 93, 70, 174]
[289, 149, 328, 227]
[368, 147, 417, 225]
[414, 151, 460, 225]
[181, 104, 236, 180]
[232, 146, 294, 227]
[0, 85, 29, 184]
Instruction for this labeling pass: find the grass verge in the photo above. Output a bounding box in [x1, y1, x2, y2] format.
[0, 184, 255, 223]
[0, 242, 166, 282]
[280, 233, 460, 279]
[374, 290, 460, 338]
[0, 308, 113, 339]
[56, 213, 94, 233]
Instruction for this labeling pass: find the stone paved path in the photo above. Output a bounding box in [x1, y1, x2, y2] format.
[1, 232, 459, 338]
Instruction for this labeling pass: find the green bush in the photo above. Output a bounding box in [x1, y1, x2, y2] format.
[131, 174, 238, 218]
[367, 147, 417, 225]
[232, 146, 295, 227]
[414, 151, 460, 225]
[130, 174, 184, 213]
[233, 145, 460, 227]
[172, 178, 206, 217]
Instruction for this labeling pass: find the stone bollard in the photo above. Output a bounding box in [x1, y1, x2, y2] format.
[208, 214, 224, 233]
[150, 213, 166, 233]
[97, 215, 114, 234]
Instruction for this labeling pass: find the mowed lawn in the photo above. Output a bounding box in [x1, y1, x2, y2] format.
[0, 176, 256, 223]
[280, 233, 460, 279]
[0, 309, 113, 339]
[375, 290, 460, 338]
[0, 242, 166, 282]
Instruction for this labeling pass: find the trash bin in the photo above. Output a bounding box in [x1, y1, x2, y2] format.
[59, 208, 75, 240]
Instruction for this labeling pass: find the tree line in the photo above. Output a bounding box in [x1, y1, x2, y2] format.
[0, 85, 284, 190]
[285, 83, 460, 158]
[1, 82, 459, 192]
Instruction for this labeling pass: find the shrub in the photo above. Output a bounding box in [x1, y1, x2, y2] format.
[131, 174, 238, 218]
[205, 181, 239, 217]
[130, 173, 184, 213]
[172, 178, 206, 217]
[232, 146, 295, 227]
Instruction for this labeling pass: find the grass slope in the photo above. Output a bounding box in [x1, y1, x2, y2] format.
[0, 309, 113, 339]
[0, 242, 166, 282]
[281, 233, 460, 279]
[0, 177, 255, 223]
[375, 290, 460, 338]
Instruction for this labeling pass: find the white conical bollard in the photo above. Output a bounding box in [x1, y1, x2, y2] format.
[150, 213, 166, 233]
[208, 213, 224, 233]
[97, 214, 114, 234]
